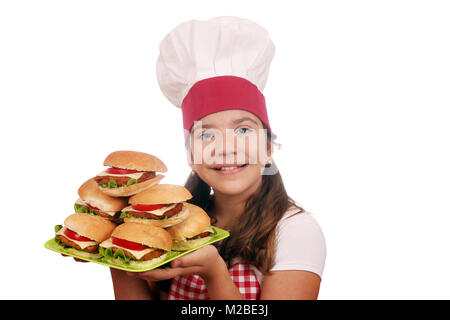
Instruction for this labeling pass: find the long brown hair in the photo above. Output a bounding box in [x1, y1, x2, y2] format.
[184, 130, 304, 274]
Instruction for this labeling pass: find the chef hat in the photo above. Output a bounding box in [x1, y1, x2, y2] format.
[156, 16, 275, 134]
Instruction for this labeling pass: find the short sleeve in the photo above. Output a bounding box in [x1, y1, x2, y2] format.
[271, 211, 327, 278]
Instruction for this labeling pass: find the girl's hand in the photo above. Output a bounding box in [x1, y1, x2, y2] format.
[126, 245, 224, 282]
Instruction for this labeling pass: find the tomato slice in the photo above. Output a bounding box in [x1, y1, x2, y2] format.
[64, 228, 92, 242]
[106, 167, 141, 174]
[86, 203, 99, 210]
[132, 203, 166, 211]
[112, 237, 148, 251]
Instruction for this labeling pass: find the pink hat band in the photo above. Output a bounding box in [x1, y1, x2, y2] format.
[181, 76, 271, 134]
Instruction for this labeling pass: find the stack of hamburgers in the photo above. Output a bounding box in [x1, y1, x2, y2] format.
[53, 150, 215, 270]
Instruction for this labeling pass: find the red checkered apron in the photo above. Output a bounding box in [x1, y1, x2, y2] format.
[168, 262, 261, 300]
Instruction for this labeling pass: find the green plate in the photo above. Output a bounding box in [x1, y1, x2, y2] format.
[44, 226, 229, 272]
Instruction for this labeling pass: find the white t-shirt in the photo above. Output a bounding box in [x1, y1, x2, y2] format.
[271, 207, 327, 277]
[246, 206, 327, 285]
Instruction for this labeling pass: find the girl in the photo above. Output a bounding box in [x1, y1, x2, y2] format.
[110, 16, 326, 300]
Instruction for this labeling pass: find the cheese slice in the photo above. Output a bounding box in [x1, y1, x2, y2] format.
[122, 203, 177, 216]
[100, 238, 157, 260]
[96, 170, 146, 180]
[75, 198, 87, 206]
[56, 227, 98, 249]
[75, 198, 117, 217]
[203, 226, 214, 234]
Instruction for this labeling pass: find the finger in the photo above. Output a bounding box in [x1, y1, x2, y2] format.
[126, 268, 179, 282]
[127, 265, 203, 281]
[168, 266, 204, 277]
[170, 259, 181, 268]
[170, 246, 216, 268]
[170, 251, 203, 268]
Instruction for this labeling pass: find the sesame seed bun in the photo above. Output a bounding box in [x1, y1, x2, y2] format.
[78, 178, 128, 212]
[129, 184, 192, 205]
[64, 213, 116, 242]
[104, 150, 167, 172]
[111, 222, 172, 251]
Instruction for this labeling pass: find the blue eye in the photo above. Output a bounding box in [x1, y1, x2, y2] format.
[200, 132, 214, 140]
[236, 127, 252, 135]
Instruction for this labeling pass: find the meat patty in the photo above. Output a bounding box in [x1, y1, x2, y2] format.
[57, 235, 99, 253]
[112, 247, 165, 261]
[187, 232, 211, 240]
[125, 202, 183, 220]
[94, 171, 156, 186]
[88, 208, 120, 220]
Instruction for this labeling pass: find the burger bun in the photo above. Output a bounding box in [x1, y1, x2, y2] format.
[129, 184, 192, 205]
[104, 150, 167, 172]
[64, 213, 116, 242]
[111, 222, 172, 251]
[78, 178, 128, 211]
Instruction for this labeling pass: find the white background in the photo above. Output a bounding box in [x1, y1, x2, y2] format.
[1, 0, 449, 299]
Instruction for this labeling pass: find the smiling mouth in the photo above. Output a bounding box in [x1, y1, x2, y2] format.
[213, 164, 248, 171]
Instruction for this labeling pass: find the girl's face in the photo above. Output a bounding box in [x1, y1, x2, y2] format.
[188, 109, 272, 196]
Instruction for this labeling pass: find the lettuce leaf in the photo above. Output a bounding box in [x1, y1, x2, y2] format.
[99, 180, 118, 188]
[99, 246, 169, 269]
[74, 203, 118, 222]
[99, 246, 132, 265]
[126, 178, 138, 186]
[99, 178, 138, 189]
[107, 180, 118, 188]
[74, 203, 98, 215]
[53, 225, 71, 249]
[119, 211, 142, 220]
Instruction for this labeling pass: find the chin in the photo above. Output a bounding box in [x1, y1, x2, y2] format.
[212, 179, 253, 196]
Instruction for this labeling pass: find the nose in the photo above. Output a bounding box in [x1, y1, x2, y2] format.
[214, 129, 237, 163]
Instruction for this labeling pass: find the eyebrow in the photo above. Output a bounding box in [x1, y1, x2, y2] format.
[231, 117, 260, 126]
[192, 116, 260, 132]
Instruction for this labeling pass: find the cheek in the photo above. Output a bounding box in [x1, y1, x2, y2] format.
[238, 134, 269, 165]
[220, 165, 263, 194]
[245, 142, 258, 164]
[190, 140, 216, 165]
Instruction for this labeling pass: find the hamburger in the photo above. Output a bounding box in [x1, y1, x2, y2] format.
[100, 222, 172, 269]
[120, 184, 191, 228]
[54, 213, 116, 259]
[74, 178, 128, 222]
[167, 203, 215, 251]
[94, 150, 167, 197]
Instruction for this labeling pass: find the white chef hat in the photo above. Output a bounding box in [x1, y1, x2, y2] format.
[156, 16, 275, 133]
